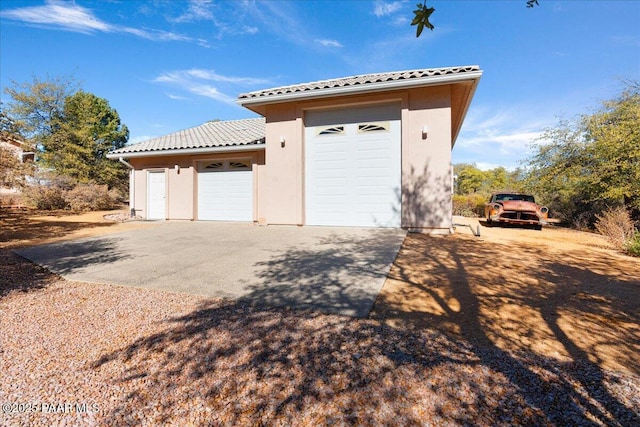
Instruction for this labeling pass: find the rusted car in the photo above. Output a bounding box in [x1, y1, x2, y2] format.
[484, 193, 549, 229]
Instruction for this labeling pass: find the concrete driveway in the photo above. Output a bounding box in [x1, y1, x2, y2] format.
[15, 222, 406, 317]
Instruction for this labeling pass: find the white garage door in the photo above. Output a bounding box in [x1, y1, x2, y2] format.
[147, 171, 166, 220]
[305, 104, 401, 227]
[198, 160, 253, 221]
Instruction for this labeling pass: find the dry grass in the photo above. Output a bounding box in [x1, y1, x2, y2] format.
[0, 207, 153, 250]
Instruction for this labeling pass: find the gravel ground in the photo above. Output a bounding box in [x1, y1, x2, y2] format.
[1, 250, 639, 426]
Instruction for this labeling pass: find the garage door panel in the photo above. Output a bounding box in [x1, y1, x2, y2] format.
[315, 185, 348, 194]
[315, 160, 348, 171]
[198, 164, 253, 222]
[357, 146, 393, 153]
[355, 174, 394, 184]
[354, 149, 391, 160]
[356, 161, 393, 172]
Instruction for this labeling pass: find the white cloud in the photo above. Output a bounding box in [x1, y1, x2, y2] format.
[316, 39, 343, 48]
[392, 15, 410, 25]
[453, 107, 551, 168]
[166, 94, 187, 100]
[474, 162, 517, 172]
[243, 2, 345, 51]
[457, 129, 542, 152]
[152, 69, 270, 105]
[156, 69, 269, 86]
[188, 85, 236, 104]
[122, 27, 209, 47]
[1, 0, 110, 33]
[1, 0, 206, 45]
[128, 135, 157, 145]
[243, 26, 259, 35]
[373, 1, 404, 18]
[172, 0, 215, 23]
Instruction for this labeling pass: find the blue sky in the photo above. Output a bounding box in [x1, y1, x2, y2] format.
[1, 0, 639, 170]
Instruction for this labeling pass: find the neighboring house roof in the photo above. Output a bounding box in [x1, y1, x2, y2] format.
[107, 118, 265, 159]
[238, 65, 482, 106]
[0, 134, 35, 162]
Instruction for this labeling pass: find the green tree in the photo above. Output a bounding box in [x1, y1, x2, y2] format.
[454, 164, 523, 196]
[4, 77, 129, 193]
[525, 83, 640, 224]
[583, 88, 640, 215]
[455, 164, 485, 194]
[3, 74, 77, 144]
[486, 166, 508, 192]
[41, 91, 129, 192]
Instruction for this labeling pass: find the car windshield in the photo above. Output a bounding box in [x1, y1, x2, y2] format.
[494, 194, 535, 203]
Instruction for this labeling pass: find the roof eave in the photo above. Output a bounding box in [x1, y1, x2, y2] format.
[106, 142, 265, 159]
[237, 71, 484, 108]
[451, 72, 483, 147]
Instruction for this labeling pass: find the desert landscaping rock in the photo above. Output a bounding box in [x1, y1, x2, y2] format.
[1, 210, 639, 426]
[1, 266, 639, 426]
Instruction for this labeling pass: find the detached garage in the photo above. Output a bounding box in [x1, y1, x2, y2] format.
[108, 65, 482, 233]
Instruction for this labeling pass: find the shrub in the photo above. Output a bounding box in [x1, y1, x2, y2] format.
[625, 233, 640, 257]
[22, 184, 69, 210]
[594, 206, 637, 251]
[67, 183, 117, 212]
[22, 180, 119, 212]
[453, 194, 487, 217]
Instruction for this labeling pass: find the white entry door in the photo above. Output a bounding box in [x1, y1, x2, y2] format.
[198, 160, 253, 221]
[305, 104, 401, 227]
[147, 171, 166, 220]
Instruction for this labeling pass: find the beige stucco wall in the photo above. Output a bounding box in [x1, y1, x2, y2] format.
[167, 165, 194, 220]
[402, 85, 453, 230]
[262, 104, 303, 225]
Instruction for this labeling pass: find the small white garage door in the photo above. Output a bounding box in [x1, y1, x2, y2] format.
[305, 104, 401, 227]
[198, 160, 253, 221]
[147, 171, 166, 220]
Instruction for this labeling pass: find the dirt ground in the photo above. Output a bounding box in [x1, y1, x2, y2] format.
[0, 208, 155, 250]
[2, 208, 639, 377]
[371, 217, 640, 376]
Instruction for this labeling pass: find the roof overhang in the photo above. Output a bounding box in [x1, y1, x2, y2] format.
[106, 142, 265, 159]
[450, 76, 482, 147]
[238, 71, 483, 113]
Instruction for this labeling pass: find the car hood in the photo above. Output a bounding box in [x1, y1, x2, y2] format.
[500, 200, 539, 211]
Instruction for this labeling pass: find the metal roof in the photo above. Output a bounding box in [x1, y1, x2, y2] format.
[238, 65, 481, 105]
[107, 118, 265, 158]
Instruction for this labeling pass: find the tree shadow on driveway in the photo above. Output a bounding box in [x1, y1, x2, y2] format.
[11, 224, 405, 318]
[239, 230, 405, 317]
[14, 237, 130, 276]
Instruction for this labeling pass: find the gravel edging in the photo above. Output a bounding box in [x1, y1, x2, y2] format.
[1, 251, 639, 426]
